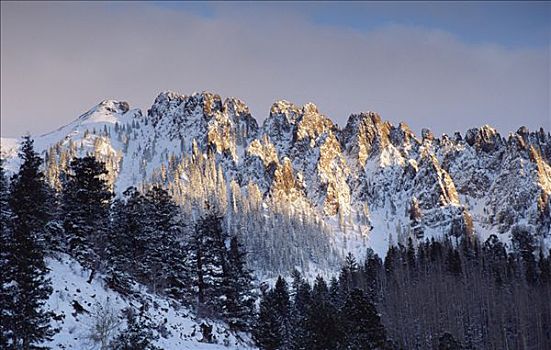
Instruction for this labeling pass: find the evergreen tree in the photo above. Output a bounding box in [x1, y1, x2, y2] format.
[109, 308, 162, 350]
[482, 235, 507, 285]
[341, 288, 388, 350]
[538, 249, 551, 285]
[0, 162, 13, 348]
[253, 276, 290, 350]
[289, 271, 312, 350]
[222, 236, 256, 331]
[5, 136, 58, 349]
[384, 245, 398, 274]
[188, 209, 228, 316]
[445, 247, 462, 277]
[62, 156, 112, 271]
[143, 186, 187, 296]
[106, 187, 148, 293]
[406, 237, 417, 278]
[304, 276, 341, 350]
[338, 253, 359, 306]
[8, 136, 53, 250]
[363, 248, 382, 301]
[438, 332, 463, 350]
[511, 226, 538, 284]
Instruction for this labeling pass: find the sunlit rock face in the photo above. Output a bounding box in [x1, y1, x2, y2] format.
[2, 90, 549, 270]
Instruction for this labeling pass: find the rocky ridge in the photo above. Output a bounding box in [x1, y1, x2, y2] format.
[1, 90, 550, 274]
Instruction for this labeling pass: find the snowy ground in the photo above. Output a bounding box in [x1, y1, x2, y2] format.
[45, 254, 255, 350]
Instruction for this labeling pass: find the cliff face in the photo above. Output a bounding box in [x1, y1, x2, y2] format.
[2, 90, 549, 272]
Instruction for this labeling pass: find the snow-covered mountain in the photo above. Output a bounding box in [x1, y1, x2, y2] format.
[2, 90, 550, 275]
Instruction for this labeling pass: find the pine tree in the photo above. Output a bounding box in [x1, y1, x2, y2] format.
[445, 247, 462, 277]
[106, 187, 148, 293]
[109, 308, 162, 350]
[341, 288, 388, 350]
[438, 332, 463, 350]
[222, 236, 256, 331]
[304, 276, 341, 350]
[338, 253, 360, 306]
[483, 235, 507, 285]
[143, 186, 187, 296]
[538, 249, 551, 285]
[289, 271, 311, 350]
[511, 226, 538, 284]
[0, 161, 13, 348]
[188, 209, 228, 316]
[384, 245, 398, 274]
[363, 248, 383, 301]
[62, 156, 112, 272]
[8, 136, 53, 250]
[5, 136, 58, 349]
[253, 276, 290, 350]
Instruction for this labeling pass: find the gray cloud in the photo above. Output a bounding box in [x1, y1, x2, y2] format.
[1, 2, 549, 138]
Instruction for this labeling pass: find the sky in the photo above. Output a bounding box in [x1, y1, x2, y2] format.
[1, 1, 550, 138]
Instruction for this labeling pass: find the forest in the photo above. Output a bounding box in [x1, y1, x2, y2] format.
[1, 136, 550, 350]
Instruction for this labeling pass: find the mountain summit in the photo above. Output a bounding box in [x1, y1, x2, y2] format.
[2, 90, 550, 274]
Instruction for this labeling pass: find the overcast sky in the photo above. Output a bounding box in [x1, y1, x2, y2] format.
[1, 1, 550, 138]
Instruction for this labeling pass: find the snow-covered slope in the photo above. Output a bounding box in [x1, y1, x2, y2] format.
[46, 254, 254, 349]
[2, 90, 550, 274]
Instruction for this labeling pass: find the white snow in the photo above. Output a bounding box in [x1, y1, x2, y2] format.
[46, 254, 255, 349]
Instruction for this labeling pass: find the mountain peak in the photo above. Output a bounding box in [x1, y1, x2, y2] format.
[77, 99, 130, 122]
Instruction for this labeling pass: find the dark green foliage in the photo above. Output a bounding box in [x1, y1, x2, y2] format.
[253, 229, 550, 350]
[106, 187, 148, 292]
[143, 186, 188, 296]
[187, 210, 228, 316]
[106, 186, 189, 298]
[110, 308, 162, 350]
[304, 276, 341, 350]
[62, 156, 112, 269]
[483, 235, 507, 285]
[0, 162, 12, 349]
[9, 136, 54, 250]
[511, 226, 538, 284]
[253, 276, 290, 350]
[253, 273, 389, 350]
[341, 289, 387, 350]
[289, 272, 311, 349]
[2, 136, 58, 349]
[438, 332, 463, 350]
[222, 236, 256, 331]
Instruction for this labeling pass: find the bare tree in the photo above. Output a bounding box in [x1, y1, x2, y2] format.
[84, 298, 122, 350]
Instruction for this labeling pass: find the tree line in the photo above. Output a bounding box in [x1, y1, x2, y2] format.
[252, 233, 551, 349]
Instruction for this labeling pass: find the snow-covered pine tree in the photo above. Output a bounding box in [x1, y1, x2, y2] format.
[5, 136, 58, 348]
[222, 236, 256, 331]
[62, 156, 112, 273]
[253, 276, 290, 350]
[288, 270, 311, 350]
[187, 208, 228, 316]
[304, 276, 341, 349]
[106, 187, 148, 293]
[337, 252, 360, 307]
[341, 288, 388, 350]
[109, 307, 162, 350]
[511, 226, 538, 285]
[363, 248, 383, 302]
[143, 186, 188, 297]
[0, 161, 13, 349]
[9, 136, 54, 251]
